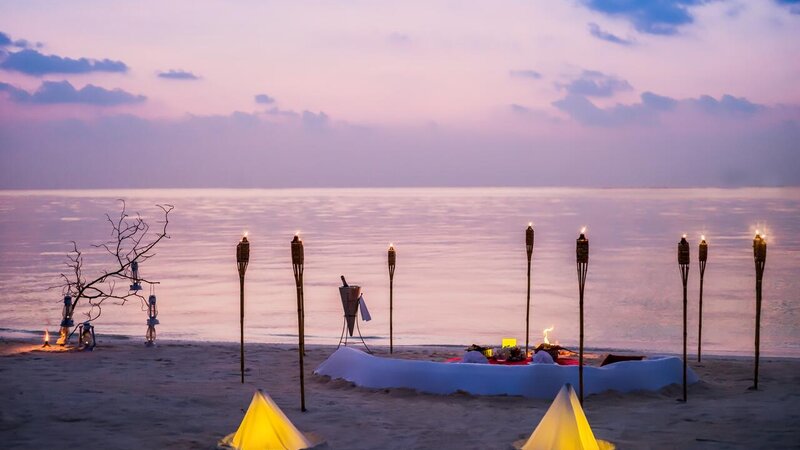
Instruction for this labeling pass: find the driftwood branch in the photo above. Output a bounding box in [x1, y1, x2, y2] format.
[60, 200, 173, 325]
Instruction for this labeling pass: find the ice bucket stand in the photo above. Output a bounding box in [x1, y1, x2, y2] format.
[337, 285, 371, 353]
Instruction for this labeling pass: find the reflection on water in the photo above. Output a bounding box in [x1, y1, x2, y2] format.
[0, 188, 798, 356]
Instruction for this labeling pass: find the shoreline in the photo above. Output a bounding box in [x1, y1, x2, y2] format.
[3, 328, 798, 361]
[2, 337, 799, 449]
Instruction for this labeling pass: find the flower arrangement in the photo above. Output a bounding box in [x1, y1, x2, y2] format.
[493, 345, 526, 362]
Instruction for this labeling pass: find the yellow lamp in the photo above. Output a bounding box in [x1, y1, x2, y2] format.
[502, 338, 517, 348]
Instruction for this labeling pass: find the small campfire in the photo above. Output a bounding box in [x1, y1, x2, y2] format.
[42, 329, 51, 348]
[534, 326, 573, 361]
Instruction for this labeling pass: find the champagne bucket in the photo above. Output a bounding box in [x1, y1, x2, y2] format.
[339, 285, 361, 336]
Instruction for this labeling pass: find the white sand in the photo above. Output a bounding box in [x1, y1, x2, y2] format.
[1, 338, 799, 449]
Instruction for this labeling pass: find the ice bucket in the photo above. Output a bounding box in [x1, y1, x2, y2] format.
[339, 285, 361, 336]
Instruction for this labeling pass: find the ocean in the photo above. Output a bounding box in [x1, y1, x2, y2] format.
[1, 187, 798, 356]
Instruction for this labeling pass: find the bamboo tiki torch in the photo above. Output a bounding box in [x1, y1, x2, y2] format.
[388, 244, 396, 354]
[291, 233, 307, 411]
[525, 223, 534, 355]
[751, 231, 767, 390]
[576, 227, 589, 405]
[698, 236, 708, 362]
[678, 235, 690, 402]
[236, 234, 250, 384]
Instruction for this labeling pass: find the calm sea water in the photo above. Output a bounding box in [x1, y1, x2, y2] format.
[0, 188, 798, 356]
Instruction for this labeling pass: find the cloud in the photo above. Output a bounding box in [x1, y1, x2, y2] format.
[560, 70, 633, 97]
[386, 32, 411, 46]
[775, 0, 800, 14]
[2, 111, 798, 189]
[265, 106, 298, 117]
[689, 94, 762, 116]
[0, 49, 128, 75]
[580, 0, 706, 35]
[0, 31, 44, 49]
[0, 80, 145, 106]
[157, 69, 199, 80]
[641, 91, 678, 111]
[301, 110, 329, 129]
[553, 91, 762, 126]
[254, 94, 275, 104]
[588, 23, 634, 45]
[509, 70, 543, 79]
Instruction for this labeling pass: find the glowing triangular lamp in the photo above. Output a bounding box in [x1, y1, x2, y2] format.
[219, 390, 322, 450]
[515, 384, 614, 450]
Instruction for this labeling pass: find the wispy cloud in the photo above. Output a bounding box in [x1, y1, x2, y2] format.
[254, 93, 275, 104]
[579, 0, 707, 35]
[0, 80, 145, 106]
[588, 23, 634, 45]
[0, 49, 127, 75]
[775, 0, 800, 15]
[509, 69, 543, 80]
[553, 91, 762, 126]
[689, 94, 762, 116]
[157, 69, 199, 80]
[386, 32, 412, 46]
[560, 70, 633, 97]
[301, 110, 329, 129]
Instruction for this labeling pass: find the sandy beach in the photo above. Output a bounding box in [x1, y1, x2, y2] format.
[1, 337, 799, 449]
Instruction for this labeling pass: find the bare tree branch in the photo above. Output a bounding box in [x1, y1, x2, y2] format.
[59, 200, 173, 327]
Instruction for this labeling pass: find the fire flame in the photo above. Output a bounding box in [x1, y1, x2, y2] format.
[243, 231, 249, 238]
[44, 329, 50, 344]
[543, 326, 555, 345]
[701, 234, 705, 241]
[682, 233, 687, 239]
[528, 222, 533, 227]
[580, 226, 586, 234]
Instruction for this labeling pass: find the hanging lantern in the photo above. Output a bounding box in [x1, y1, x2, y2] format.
[130, 261, 142, 292]
[57, 295, 74, 345]
[145, 294, 159, 347]
[78, 321, 96, 351]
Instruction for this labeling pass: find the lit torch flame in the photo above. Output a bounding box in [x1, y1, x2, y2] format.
[42, 329, 50, 347]
[580, 226, 586, 234]
[543, 326, 555, 345]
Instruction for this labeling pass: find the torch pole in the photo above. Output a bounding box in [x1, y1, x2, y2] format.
[240, 273, 245, 383]
[292, 235, 307, 411]
[388, 245, 396, 354]
[678, 236, 690, 402]
[525, 224, 534, 355]
[576, 230, 589, 405]
[236, 236, 249, 385]
[752, 233, 767, 390]
[698, 238, 707, 362]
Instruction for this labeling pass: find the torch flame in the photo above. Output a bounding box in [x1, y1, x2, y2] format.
[543, 326, 555, 345]
[44, 329, 50, 344]
[682, 233, 687, 239]
[701, 234, 705, 241]
[243, 231, 249, 238]
[755, 229, 760, 237]
[528, 222, 533, 227]
[580, 226, 586, 234]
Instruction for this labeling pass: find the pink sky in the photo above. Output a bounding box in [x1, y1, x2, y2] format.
[1, 0, 799, 188]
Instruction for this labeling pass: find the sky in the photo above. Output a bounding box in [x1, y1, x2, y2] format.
[0, 0, 799, 189]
